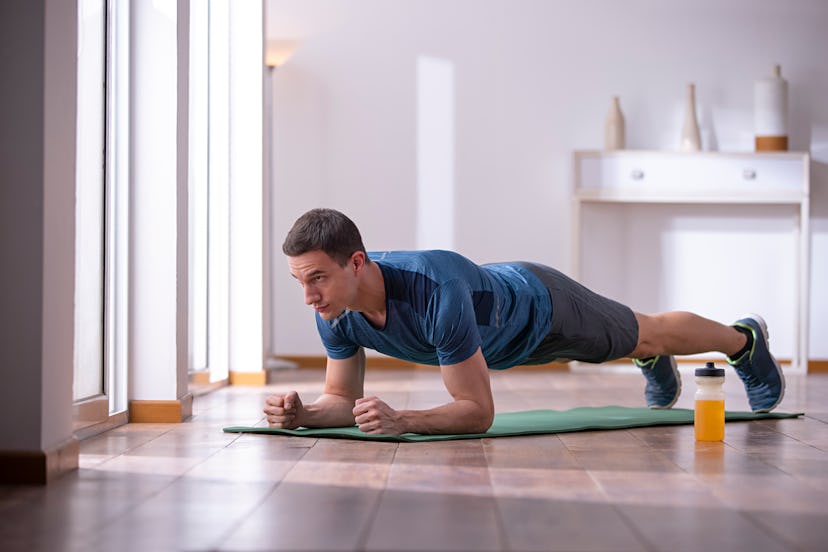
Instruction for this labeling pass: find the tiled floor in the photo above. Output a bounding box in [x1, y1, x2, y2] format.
[2, 367, 827, 551]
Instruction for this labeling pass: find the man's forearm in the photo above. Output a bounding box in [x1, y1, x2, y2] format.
[397, 399, 494, 435]
[298, 393, 358, 428]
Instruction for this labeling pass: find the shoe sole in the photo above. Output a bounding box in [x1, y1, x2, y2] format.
[649, 356, 681, 410]
[740, 313, 786, 413]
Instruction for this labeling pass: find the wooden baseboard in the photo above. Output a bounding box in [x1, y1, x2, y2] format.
[272, 355, 570, 371]
[275, 355, 431, 370]
[189, 370, 212, 385]
[809, 360, 828, 373]
[508, 362, 571, 371]
[0, 437, 79, 485]
[273, 355, 326, 369]
[129, 394, 193, 423]
[229, 370, 268, 386]
[189, 373, 229, 396]
[73, 395, 109, 424]
[74, 410, 129, 441]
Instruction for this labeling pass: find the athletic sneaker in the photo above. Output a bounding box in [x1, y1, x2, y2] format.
[728, 314, 785, 412]
[634, 355, 681, 409]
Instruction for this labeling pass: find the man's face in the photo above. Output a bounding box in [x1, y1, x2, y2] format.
[288, 250, 358, 320]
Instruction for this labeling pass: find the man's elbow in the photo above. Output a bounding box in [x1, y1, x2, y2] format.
[471, 405, 495, 434]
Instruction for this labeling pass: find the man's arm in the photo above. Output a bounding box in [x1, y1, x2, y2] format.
[352, 347, 495, 435]
[264, 348, 365, 429]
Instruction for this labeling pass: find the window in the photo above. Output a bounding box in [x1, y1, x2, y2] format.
[73, 0, 106, 405]
[74, 0, 129, 431]
[189, 0, 231, 383]
[189, 0, 264, 385]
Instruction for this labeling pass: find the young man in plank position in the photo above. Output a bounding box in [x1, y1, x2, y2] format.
[263, 208, 785, 435]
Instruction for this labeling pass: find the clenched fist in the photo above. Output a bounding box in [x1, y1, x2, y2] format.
[352, 396, 404, 434]
[263, 391, 304, 429]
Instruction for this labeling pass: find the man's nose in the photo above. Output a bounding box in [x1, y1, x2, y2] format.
[304, 286, 320, 305]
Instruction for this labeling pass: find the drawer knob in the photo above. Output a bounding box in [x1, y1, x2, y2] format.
[631, 169, 645, 180]
[743, 168, 757, 180]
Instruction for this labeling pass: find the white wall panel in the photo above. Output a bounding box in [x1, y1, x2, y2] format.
[265, 0, 828, 359]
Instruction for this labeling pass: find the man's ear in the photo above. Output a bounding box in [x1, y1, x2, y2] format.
[350, 251, 366, 273]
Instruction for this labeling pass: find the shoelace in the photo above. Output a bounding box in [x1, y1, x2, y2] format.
[733, 363, 761, 385]
[733, 362, 774, 401]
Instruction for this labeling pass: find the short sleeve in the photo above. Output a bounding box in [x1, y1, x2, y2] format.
[315, 313, 360, 359]
[427, 279, 482, 366]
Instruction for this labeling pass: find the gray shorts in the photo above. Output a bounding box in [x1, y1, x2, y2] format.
[516, 263, 639, 364]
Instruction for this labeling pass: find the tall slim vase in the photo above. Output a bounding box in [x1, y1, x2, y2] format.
[680, 83, 702, 151]
[604, 96, 625, 150]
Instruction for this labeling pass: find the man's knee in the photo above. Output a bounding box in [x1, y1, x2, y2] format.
[630, 312, 663, 358]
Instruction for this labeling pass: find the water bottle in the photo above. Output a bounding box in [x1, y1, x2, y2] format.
[694, 362, 725, 441]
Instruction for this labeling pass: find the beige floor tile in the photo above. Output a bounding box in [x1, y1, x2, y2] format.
[365, 490, 504, 551]
[496, 496, 644, 551]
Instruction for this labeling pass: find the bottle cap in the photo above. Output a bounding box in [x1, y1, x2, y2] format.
[695, 361, 725, 377]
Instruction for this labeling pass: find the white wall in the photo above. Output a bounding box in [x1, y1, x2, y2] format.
[0, 0, 77, 455]
[265, 0, 828, 359]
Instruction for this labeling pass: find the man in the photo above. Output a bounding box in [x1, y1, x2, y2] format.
[263, 208, 785, 435]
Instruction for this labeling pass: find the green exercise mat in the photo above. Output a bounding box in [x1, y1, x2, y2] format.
[223, 406, 802, 442]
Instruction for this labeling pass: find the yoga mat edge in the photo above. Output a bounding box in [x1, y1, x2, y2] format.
[223, 405, 803, 442]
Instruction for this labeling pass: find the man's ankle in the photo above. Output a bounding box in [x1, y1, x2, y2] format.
[728, 326, 753, 363]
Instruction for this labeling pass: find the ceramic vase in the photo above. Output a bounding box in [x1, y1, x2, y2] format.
[604, 96, 625, 150]
[680, 83, 701, 151]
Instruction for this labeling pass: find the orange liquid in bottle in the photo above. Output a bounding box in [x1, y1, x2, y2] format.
[694, 399, 725, 441]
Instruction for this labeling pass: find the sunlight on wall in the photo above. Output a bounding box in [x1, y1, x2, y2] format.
[74, 0, 106, 401]
[416, 56, 455, 251]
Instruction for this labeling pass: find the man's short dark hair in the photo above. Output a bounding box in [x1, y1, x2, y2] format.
[282, 208, 369, 266]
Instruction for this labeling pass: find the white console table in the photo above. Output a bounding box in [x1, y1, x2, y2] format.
[572, 150, 810, 372]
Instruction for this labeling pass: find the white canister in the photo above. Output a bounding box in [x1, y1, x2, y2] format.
[754, 64, 788, 151]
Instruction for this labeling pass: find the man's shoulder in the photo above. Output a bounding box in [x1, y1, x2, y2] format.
[369, 250, 485, 301]
[368, 249, 470, 266]
[370, 250, 482, 281]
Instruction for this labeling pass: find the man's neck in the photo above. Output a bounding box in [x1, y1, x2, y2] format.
[354, 260, 386, 327]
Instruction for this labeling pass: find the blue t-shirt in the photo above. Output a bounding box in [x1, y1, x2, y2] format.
[315, 250, 552, 370]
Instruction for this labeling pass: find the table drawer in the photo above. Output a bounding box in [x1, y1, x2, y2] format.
[578, 152, 806, 196]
